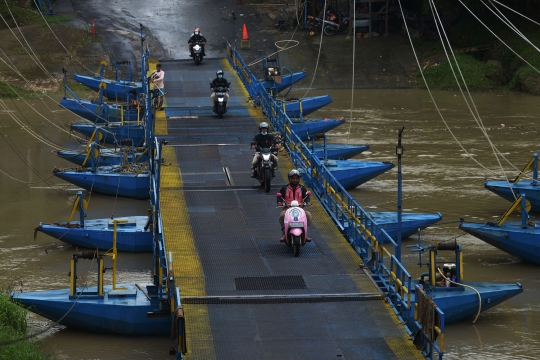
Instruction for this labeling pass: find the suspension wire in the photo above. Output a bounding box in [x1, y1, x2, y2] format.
[0, 3, 145, 231]
[0, 126, 71, 199]
[0, 7, 58, 84]
[0, 163, 56, 185]
[485, 0, 540, 53]
[0, 98, 64, 150]
[7, 94, 71, 151]
[395, 0, 511, 186]
[457, 0, 540, 75]
[487, 0, 526, 39]
[300, 0, 327, 99]
[0, 48, 71, 134]
[31, 0, 96, 75]
[246, 26, 301, 67]
[491, 0, 540, 27]
[0, 255, 97, 346]
[0, 1, 110, 132]
[427, 0, 518, 185]
[0, 54, 111, 135]
[345, 0, 356, 144]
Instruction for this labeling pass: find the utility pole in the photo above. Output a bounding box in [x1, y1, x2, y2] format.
[396, 127, 405, 263]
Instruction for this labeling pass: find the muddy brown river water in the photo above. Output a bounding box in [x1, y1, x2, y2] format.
[1, 89, 540, 359]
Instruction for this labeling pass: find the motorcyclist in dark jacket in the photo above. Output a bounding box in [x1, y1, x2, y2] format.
[250, 122, 279, 178]
[188, 28, 206, 56]
[210, 70, 230, 107]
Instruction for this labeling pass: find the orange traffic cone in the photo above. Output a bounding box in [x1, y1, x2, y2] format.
[240, 23, 250, 49]
[242, 24, 249, 40]
[89, 18, 98, 35]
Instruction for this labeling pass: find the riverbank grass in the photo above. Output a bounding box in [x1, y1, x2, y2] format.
[0, 292, 49, 360]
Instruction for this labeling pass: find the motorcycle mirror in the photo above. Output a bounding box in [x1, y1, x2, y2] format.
[306, 191, 312, 196]
[276, 193, 282, 198]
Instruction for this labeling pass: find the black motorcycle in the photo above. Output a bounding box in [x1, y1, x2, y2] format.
[191, 40, 204, 65]
[323, 12, 350, 36]
[254, 145, 278, 193]
[307, 15, 323, 33]
[212, 84, 230, 118]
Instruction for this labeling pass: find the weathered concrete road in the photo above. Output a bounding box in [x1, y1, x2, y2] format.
[54, 0, 272, 73]
[53, 0, 416, 89]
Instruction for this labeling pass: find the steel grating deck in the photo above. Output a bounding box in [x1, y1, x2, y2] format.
[157, 59, 423, 359]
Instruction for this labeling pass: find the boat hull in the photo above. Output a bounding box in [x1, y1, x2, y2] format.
[485, 179, 540, 213]
[370, 212, 442, 240]
[70, 123, 146, 147]
[291, 118, 346, 141]
[408, 282, 523, 324]
[325, 160, 394, 189]
[61, 97, 142, 123]
[53, 168, 150, 199]
[56, 149, 149, 167]
[259, 71, 307, 93]
[313, 144, 369, 160]
[283, 95, 333, 117]
[37, 217, 152, 252]
[74, 74, 142, 101]
[11, 284, 170, 335]
[459, 220, 540, 264]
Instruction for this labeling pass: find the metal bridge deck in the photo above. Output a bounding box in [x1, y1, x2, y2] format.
[157, 58, 422, 359]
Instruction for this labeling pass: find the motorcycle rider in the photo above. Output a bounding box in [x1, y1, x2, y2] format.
[250, 122, 279, 178]
[210, 70, 230, 108]
[277, 169, 312, 242]
[188, 28, 206, 57]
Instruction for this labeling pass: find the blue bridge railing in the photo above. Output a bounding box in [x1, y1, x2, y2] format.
[227, 41, 444, 359]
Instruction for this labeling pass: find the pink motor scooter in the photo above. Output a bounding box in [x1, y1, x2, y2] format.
[276, 191, 311, 257]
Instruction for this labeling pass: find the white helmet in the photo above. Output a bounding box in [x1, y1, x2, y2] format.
[290, 200, 300, 207]
[288, 169, 301, 181]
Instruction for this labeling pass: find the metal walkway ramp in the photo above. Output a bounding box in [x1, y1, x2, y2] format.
[157, 58, 423, 359]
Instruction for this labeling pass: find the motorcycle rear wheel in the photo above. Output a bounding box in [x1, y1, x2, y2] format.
[323, 25, 335, 36]
[264, 168, 272, 193]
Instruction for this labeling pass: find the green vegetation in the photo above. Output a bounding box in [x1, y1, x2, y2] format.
[0, 1, 71, 31]
[416, 53, 499, 91]
[0, 292, 50, 360]
[412, 4, 540, 94]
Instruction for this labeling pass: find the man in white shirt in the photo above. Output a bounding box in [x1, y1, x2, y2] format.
[151, 63, 165, 110]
